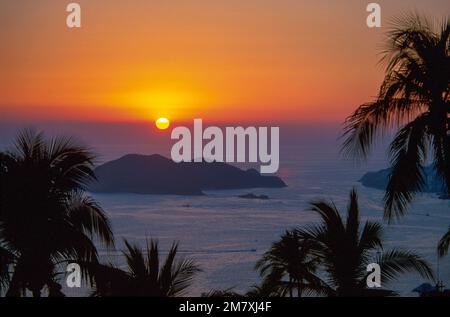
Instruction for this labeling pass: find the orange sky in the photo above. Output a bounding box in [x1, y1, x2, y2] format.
[0, 0, 448, 123]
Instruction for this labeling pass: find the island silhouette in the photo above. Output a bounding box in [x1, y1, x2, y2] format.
[88, 154, 287, 195]
[360, 166, 448, 198]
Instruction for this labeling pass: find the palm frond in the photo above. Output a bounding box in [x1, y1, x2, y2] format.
[376, 249, 435, 284]
[438, 226, 450, 257]
[358, 222, 383, 252]
[309, 200, 345, 235]
[147, 239, 159, 284]
[384, 113, 430, 220]
[47, 136, 97, 189]
[341, 98, 424, 159]
[66, 191, 114, 247]
[346, 189, 360, 245]
[159, 241, 178, 294]
[13, 128, 45, 161]
[123, 240, 147, 279]
[169, 258, 201, 296]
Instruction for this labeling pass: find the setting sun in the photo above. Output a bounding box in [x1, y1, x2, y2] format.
[155, 117, 170, 130]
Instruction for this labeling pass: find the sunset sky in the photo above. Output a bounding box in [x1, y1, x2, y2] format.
[1, 0, 448, 124]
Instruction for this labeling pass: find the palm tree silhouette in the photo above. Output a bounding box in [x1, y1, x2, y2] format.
[255, 231, 327, 297]
[91, 239, 200, 297]
[0, 129, 114, 296]
[295, 189, 435, 296]
[342, 14, 450, 220]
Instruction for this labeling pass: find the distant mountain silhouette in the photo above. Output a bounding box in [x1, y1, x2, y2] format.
[88, 154, 287, 195]
[359, 165, 447, 198]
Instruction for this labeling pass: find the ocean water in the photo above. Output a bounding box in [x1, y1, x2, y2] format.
[67, 143, 450, 297]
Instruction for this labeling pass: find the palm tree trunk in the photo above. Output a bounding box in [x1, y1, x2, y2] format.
[289, 277, 293, 297]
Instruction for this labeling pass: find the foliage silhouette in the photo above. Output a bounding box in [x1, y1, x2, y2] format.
[0, 129, 114, 296]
